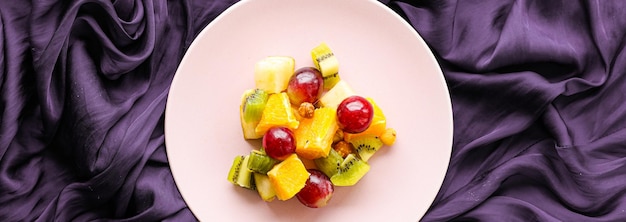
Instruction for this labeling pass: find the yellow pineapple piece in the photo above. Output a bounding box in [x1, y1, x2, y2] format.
[344, 98, 387, 142]
[294, 107, 338, 159]
[268, 154, 310, 200]
[254, 56, 295, 94]
[319, 80, 355, 110]
[255, 93, 299, 135]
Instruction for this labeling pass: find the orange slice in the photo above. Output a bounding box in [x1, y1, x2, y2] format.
[268, 154, 310, 200]
[294, 107, 338, 159]
[255, 93, 299, 135]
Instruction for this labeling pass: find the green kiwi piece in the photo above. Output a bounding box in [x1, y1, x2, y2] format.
[253, 173, 276, 202]
[349, 135, 383, 162]
[314, 148, 343, 177]
[227, 155, 254, 189]
[242, 89, 269, 123]
[330, 154, 370, 186]
[323, 72, 341, 90]
[247, 150, 277, 174]
[227, 155, 244, 184]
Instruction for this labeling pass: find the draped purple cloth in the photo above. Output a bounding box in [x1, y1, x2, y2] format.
[2, 0, 626, 221]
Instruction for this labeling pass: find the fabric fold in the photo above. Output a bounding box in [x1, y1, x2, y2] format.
[3, 0, 626, 221]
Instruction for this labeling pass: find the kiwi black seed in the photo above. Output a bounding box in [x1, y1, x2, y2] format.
[247, 150, 278, 174]
[314, 148, 343, 177]
[330, 154, 370, 186]
[227, 155, 254, 189]
[242, 89, 269, 123]
[349, 135, 383, 162]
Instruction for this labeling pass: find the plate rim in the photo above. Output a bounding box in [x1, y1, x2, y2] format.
[164, 0, 453, 220]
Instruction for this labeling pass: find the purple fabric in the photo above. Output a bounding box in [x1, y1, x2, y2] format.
[2, 0, 626, 221]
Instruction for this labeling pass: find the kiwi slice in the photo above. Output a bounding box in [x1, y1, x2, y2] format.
[314, 148, 343, 177]
[322, 73, 341, 91]
[349, 135, 383, 162]
[253, 173, 276, 202]
[242, 89, 269, 123]
[311, 42, 340, 90]
[330, 154, 370, 186]
[227, 155, 254, 189]
[247, 149, 277, 174]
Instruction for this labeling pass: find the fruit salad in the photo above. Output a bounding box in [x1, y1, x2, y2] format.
[228, 42, 397, 208]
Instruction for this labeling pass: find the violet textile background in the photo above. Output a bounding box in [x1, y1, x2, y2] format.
[2, 0, 626, 221]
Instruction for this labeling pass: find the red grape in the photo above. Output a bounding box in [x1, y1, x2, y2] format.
[336, 96, 374, 133]
[262, 127, 296, 160]
[296, 169, 334, 208]
[286, 67, 324, 105]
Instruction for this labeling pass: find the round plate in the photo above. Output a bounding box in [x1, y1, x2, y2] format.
[164, 0, 452, 221]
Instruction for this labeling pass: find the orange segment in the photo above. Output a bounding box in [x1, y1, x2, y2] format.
[294, 107, 338, 159]
[344, 98, 386, 142]
[255, 93, 300, 135]
[268, 154, 310, 200]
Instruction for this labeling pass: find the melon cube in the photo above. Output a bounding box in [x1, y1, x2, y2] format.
[318, 80, 355, 110]
[254, 56, 295, 94]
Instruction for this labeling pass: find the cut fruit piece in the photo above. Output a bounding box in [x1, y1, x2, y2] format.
[311, 42, 340, 90]
[349, 135, 383, 162]
[322, 73, 341, 92]
[240, 89, 269, 139]
[242, 89, 269, 123]
[254, 56, 296, 94]
[227, 155, 254, 189]
[293, 107, 338, 159]
[344, 97, 387, 142]
[314, 148, 343, 178]
[227, 155, 244, 185]
[330, 154, 370, 186]
[247, 150, 278, 174]
[268, 154, 310, 200]
[318, 80, 355, 110]
[254, 173, 276, 202]
[332, 128, 344, 143]
[255, 93, 300, 136]
[300, 156, 318, 170]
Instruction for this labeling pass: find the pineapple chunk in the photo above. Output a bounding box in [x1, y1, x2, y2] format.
[254, 56, 295, 94]
[254, 173, 276, 202]
[318, 80, 355, 110]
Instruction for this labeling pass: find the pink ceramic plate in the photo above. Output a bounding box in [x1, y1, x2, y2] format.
[165, 0, 452, 221]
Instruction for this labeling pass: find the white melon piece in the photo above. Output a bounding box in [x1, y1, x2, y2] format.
[254, 56, 295, 94]
[319, 80, 356, 110]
